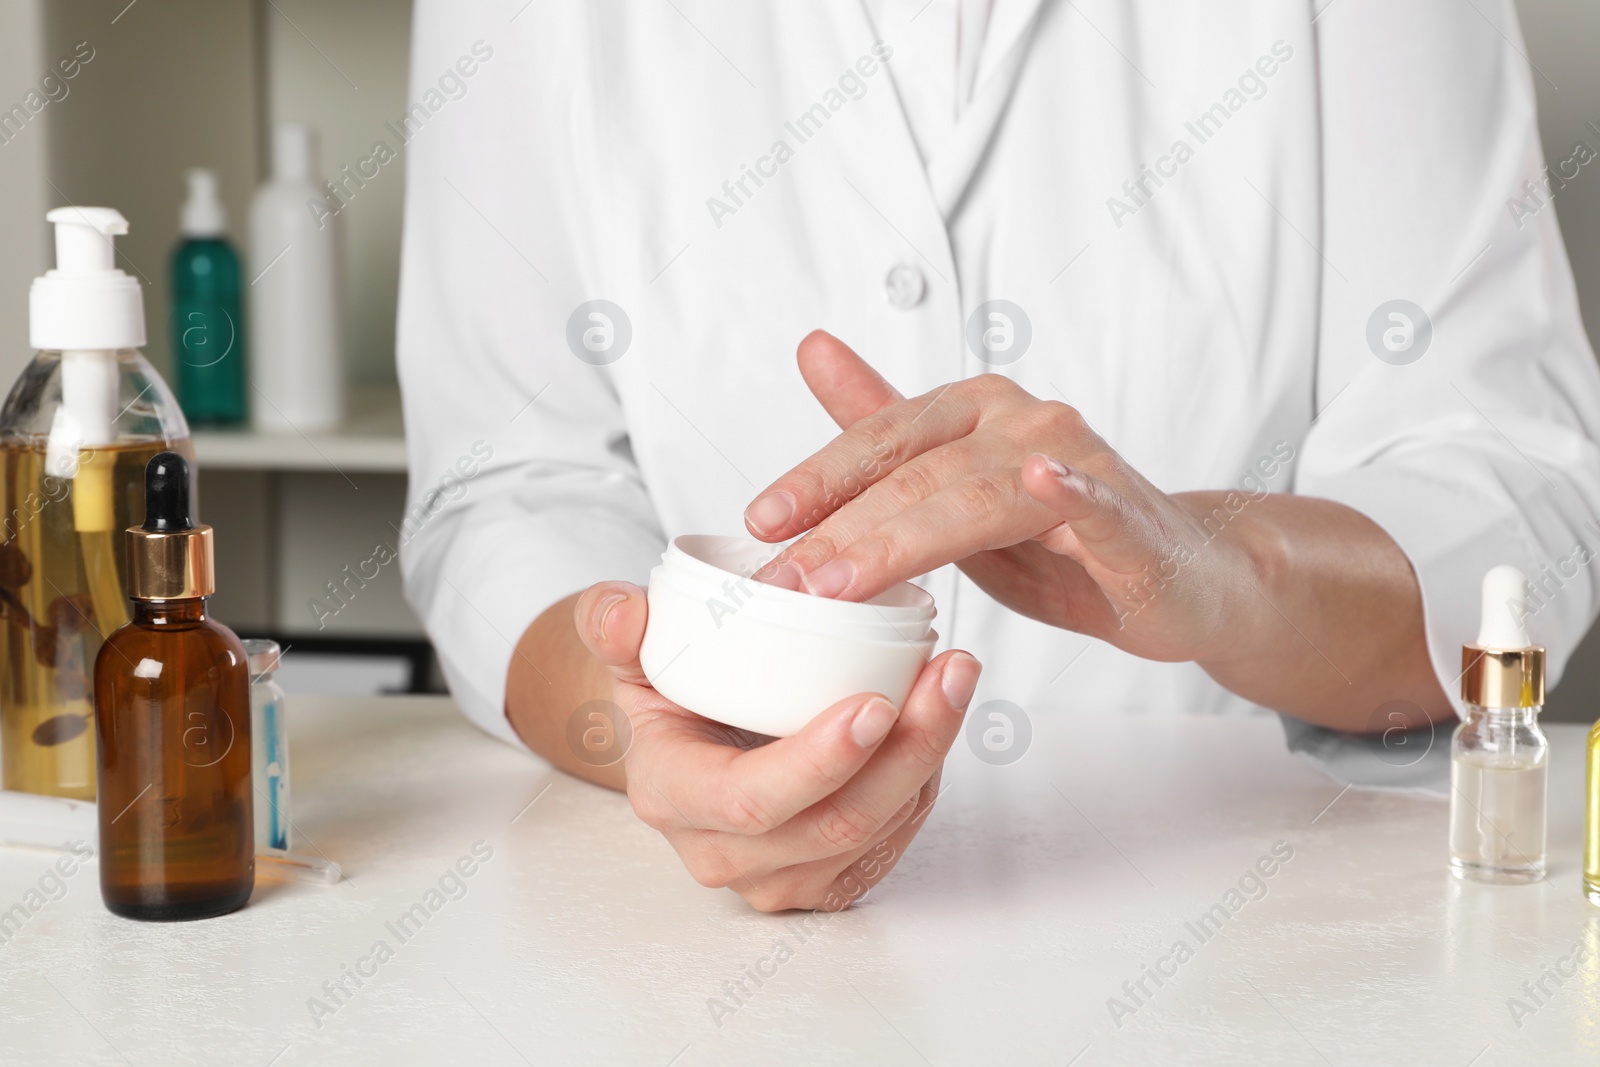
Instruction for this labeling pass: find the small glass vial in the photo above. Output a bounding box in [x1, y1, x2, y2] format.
[244, 638, 290, 852]
[1449, 565, 1547, 885]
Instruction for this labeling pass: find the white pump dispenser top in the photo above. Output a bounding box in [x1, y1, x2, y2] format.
[29, 206, 147, 351]
[180, 169, 227, 238]
[1477, 564, 1532, 648]
[30, 207, 148, 472]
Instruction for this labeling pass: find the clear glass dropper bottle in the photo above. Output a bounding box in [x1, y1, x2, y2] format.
[1449, 565, 1547, 885]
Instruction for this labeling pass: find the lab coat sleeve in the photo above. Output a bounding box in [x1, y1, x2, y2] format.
[395, 2, 665, 748]
[1295, 0, 1600, 717]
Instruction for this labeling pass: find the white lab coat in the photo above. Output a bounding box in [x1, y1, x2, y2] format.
[397, 0, 1600, 749]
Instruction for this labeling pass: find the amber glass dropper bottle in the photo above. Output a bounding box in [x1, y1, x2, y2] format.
[94, 451, 253, 920]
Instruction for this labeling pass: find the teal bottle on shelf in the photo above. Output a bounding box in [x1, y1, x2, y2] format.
[171, 169, 247, 426]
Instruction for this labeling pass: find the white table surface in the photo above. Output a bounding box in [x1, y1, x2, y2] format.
[1, 694, 1596, 1066]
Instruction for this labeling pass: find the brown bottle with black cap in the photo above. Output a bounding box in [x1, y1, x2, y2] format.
[93, 451, 253, 920]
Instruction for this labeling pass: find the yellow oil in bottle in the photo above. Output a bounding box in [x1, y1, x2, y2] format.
[1586, 719, 1600, 906]
[0, 437, 183, 799]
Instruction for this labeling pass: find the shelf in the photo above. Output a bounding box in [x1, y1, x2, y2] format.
[191, 384, 408, 474]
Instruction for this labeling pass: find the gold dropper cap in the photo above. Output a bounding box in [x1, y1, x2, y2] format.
[1461, 645, 1545, 708]
[1461, 564, 1544, 709]
[126, 451, 214, 600]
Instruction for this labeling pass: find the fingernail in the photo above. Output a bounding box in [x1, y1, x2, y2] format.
[753, 560, 804, 590]
[746, 491, 796, 536]
[804, 558, 855, 599]
[594, 593, 628, 642]
[1041, 455, 1072, 480]
[941, 652, 981, 710]
[850, 697, 898, 748]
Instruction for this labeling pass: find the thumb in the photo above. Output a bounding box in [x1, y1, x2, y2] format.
[574, 581, 650, 686]
[797, 329, 904, 429]
[1021, 454, 1164, 576]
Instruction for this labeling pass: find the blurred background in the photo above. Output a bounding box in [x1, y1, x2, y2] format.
[0, 0, 1597, 717]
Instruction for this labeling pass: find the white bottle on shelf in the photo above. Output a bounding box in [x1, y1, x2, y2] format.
[249, 123, 344, 432]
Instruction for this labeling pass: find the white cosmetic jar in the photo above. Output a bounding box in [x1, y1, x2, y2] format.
[638, 535, 937, 737]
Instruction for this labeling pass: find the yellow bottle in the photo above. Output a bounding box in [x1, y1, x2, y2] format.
[1586, 718, 1600, 905]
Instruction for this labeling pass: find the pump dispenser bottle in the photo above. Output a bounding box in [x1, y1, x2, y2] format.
[0, 208, 192, 799]
[94, 451, 252, 921]
[1449, 565, 1548, 885]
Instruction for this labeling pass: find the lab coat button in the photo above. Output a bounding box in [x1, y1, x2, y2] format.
[883, 263, 926, 309]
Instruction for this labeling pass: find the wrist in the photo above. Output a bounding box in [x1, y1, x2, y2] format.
[1171, 491, 1287, 668]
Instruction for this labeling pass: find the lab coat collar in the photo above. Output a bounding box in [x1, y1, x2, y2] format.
[824, 2, 960, 284]
[969, 0, 1049, 99]
[843, 0, 1048, 225]
[931, 0, 1048, 219]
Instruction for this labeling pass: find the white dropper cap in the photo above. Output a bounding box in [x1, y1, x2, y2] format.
[1462, 564, 1544, 708]
[1477, 564, 1531, 649]
[273, 124, 316, 183]
[29, 206, 146, 351]
[180, 169, 226, 237]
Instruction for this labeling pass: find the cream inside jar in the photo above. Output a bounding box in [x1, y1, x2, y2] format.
[638, 535, 937, 736]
